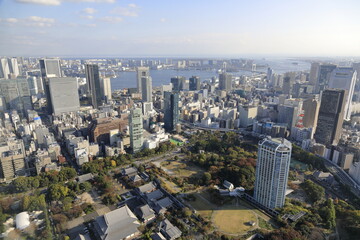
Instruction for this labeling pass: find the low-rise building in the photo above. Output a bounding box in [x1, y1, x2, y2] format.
[93, 205, 140, 240]
[158, 219, 182, 240]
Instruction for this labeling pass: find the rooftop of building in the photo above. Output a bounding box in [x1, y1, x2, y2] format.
[93, 205, 140, 240]
[260, 137, 292, 151]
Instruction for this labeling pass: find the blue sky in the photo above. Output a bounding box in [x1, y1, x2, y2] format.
[1, 0, 360, 57]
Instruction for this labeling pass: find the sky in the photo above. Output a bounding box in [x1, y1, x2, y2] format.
[0, 0, 360, 57]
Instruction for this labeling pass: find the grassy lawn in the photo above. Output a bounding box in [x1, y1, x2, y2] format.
[170, 139, 184, 146]
[212, 204, 257, 234]
[161, 160, 204, 178]
[185, 193, 215, 220]
[237, 199, 271, 222]
[186, 193, 262, 235]
[159, 177, 181, 194]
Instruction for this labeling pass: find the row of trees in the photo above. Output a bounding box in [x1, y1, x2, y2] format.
[133, 142, 176, 158]
[277, 197, 337, 239]
[12, 167, 77, 192]
[188, 132, 257, 189]
[319, 199, 336, 229]
[22, 194, 46, 211]
[335, 199, 360, 238]
[190, 131, 242, 154]
[0, 207, 7, 233]
[81, 142, 176, 175]
[300, 180, 325, 203]
[82, 156, 125, 175]
[292, 145, 326, 171]
[92, 175, 120, 205]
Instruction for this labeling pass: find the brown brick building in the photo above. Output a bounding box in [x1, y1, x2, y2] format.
[88, 117, 128, 144]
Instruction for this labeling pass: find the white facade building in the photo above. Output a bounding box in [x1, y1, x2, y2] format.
[101, 77, 112, 101]
[328, 67, 357, 120]
[239, 105, 258, 128]
[254, 138, 292, 209]
[75, 148, 89, 166]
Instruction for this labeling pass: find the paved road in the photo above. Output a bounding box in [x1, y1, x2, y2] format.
[61, 146, 81, 173]
[322, 158, 360, 197]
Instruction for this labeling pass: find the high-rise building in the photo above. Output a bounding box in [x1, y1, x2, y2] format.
[8, 58, 19, 78]
[302, 97, 320, 135]
[219, 72, 232, 91]
[39, 59, 62, 79]
[48, 77, 80, 115]
[254, 138, 292, 209]
[314, 89, 346, 146]
[328, 67, 357, 120]
[277, 105, 299, 130]
[189, 76, 200, 91]
[352, 62, 360, 102]
[0, 138, 26, 181]
[352, 62, 360, 80]
[136, 67, 150, 94]
[315, 64, 337, 93]
[39, 59, 62, 113]
[85, 64, 102, 109]
[142, 102, 153, 116]
[161, 83, 173, 96]
[27, 77, 38, 95]
[171, 76, 186, 91]
[267, 68, 273, 85]
[141, 75, 152, 102]
[164, 92, 179, 132]
[0, 58, 10, 79]
[129, 108, 143, 153]
[282, 72, 295, 96]
[101, 77, 112, 102]
[0, 78, 32, 113]
[239, 105, 258, 128]
[309, 62, 320, 86]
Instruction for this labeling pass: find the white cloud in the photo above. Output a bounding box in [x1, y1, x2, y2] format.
[67, 23, 79, 27]
[82, 7, 97, 14]
[28, 22, 52, 27]
[5, 18, 19, 23]
[86, 23, 97, 27]
[26, 16, 55, 27]
[99, 16, 123, 23]
[110, 4, 139, 17]
[28, 16, 55, 23]
[81, 15, 94, 20]
[15, 0, 115, 6]
[15, 0, 61, 6]
[1, 16, 55, 27]
[160, 18, 166, 23]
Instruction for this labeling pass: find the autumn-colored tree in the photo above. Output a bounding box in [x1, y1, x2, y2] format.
[48, 184, 69, 201]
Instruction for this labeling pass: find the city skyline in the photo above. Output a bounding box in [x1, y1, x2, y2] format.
[1, 0, 360, 57]
[1, 1, 360, 238]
